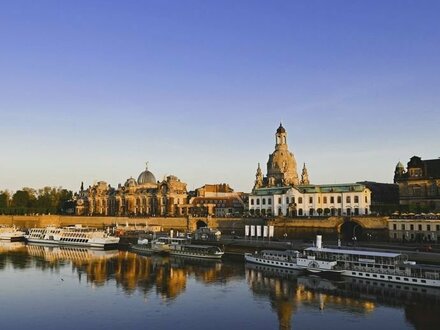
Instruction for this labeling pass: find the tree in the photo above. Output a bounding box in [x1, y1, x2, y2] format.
[0, 191, 10, 208]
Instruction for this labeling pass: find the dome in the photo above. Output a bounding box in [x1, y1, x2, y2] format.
[396, 161, 404, 169]
[276, 123, 286, 134]
[137, 165, 156, 185]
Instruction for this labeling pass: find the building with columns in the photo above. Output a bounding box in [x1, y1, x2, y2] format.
[249, 124, 371, 217]
[75, 164, 188, 217]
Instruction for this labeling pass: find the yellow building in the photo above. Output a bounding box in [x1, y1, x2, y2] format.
[75, 164, 188, 217]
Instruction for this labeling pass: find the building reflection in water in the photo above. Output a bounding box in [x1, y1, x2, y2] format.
[1, 243, 241, 303]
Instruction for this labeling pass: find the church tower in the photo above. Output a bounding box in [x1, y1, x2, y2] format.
[254, 163, 263, 189]
[266, 123, 299, 186]
[300, 163, 310, 185]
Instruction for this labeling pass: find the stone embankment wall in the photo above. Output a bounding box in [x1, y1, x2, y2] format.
[0, 215, 387, 233]
[0, 215, 265, 233]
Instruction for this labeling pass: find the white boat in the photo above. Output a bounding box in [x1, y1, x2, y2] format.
[299, 235, 440, 287]
[25, 225, 119, 249]
[25, 226, 64, 245]
[0, 226, 26, 241]
[245, 249, 301, 270]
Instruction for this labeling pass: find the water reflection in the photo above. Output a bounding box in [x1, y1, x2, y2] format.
[0, 243, 439, 329]
[245, 262, 440, 330]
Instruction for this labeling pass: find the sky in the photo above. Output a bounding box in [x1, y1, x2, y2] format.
[0, 0, 439, 193]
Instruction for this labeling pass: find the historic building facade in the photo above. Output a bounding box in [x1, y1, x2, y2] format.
[189, 184, 247, 217]
[75, 164, 188, 217]
[249, 124, 371, 217]
[394, 156, 440, 212]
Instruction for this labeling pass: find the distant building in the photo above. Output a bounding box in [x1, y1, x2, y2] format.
[75, 164, 188, 216]
[388, 217, 440, 243]
[394, 156, 440, 212]
[357, 181, 399, 215]
[248, 124, 371, 217]
[190, 184, 247, 217]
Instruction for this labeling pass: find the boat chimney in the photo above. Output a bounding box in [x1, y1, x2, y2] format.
[316, 235, 322, 249]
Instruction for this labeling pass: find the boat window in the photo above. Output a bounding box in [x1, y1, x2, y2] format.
[396, 277, 400, 280]
[404, 278, 409, 281]
[421, 280, 426, 283]
[412, 279, 417, 282]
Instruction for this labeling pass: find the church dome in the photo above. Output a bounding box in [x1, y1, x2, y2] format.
[277, 123, 286, 134]
[137, 164, 156, 185]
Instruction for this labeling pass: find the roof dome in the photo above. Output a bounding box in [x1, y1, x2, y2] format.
[276, 123, 286, 134]
[137, 164, 156, 185]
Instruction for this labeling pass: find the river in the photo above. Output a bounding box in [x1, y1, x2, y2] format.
[0, 242, 438, 330]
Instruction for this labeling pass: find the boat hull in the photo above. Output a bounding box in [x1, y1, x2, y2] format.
[244, 253, 301, 270]
[342, 269, 440, 288]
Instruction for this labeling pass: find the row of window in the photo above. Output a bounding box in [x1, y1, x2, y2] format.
[250, 207, 367, 216]
[250, 195, 365, 206]
[351, 272, 427, 284]
[392, 224, 440, 231]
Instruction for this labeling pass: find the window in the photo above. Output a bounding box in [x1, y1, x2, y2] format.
[410, 224, 414, 230]
[365, 196, 368, 203]
[330, 196, 334, 203]
[318, 197, 321, 203]
[337, 196, 342, 203]
[354, 196, 359, 203]
[346, 196, 351, 203]
[278, 197, 282, 204]
[323, 197, 327, 204]
[393, 224, 397, 230]
[418, 224, 422, 231]
[262, 198, 266, 205]
[256, 199, 260, 205]
[309, 208, 314, 216]
[268, 198, 272, 205]
[309, 197, 313, 204]
[298, 208, 303, 216]
[251, 199, 254, 205]
[437, 225, 440, 231]
[427, 225, 431, 231]
[298, 197, 303, 204]
[401, 224, 405, 230]
[286, 197, 289, 204]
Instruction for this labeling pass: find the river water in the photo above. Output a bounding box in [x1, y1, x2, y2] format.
[0, 242, 439, 330]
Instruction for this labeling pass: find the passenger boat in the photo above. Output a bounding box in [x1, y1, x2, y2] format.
[169, 241, 224, 259]
[299, 235, 440, 287]
[25, 226, 64, 245]
[0, 226, 26, 241]
[133, 236, 224, 259]
[130, 238, 155, 255]
[244, 249, 301, 270]
[25, 225, 120, 249]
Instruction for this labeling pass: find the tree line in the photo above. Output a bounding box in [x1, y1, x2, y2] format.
[0, 187, 73, 215]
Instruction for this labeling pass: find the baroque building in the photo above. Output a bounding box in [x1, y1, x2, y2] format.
[394, 156, 440, 212]
[75, 164, 188, 216]
[189, 184, 247, 217]
[249, 124, 371, 217]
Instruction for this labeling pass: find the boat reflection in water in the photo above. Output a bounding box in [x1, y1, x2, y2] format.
[245, 261, 440, 330]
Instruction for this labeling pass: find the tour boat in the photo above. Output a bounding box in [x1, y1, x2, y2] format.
[0, 226, 26, 241]
[298, 235, 440, 287]
[169, 242, 224, 259]
[25, 225, 120, 249]
[132, 236, 224, 259]
[130, 238, 155, 255]
[244, 249, 301, 270]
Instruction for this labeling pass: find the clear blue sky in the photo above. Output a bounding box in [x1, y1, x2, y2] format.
[0, 0, 439, 193]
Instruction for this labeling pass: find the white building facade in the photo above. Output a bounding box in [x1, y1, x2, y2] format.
[249, 184, 371, 217]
